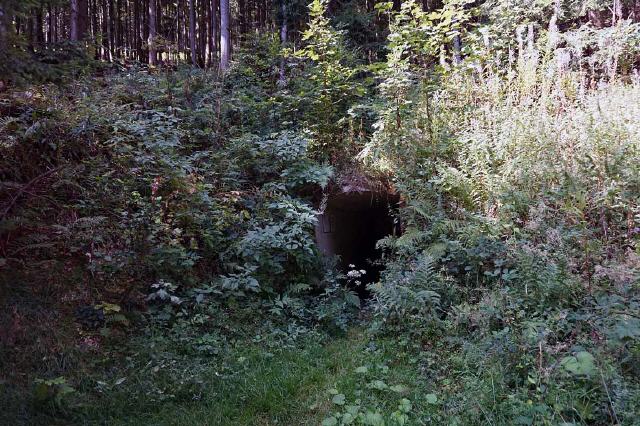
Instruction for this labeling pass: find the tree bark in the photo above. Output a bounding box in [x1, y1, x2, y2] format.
[177, 0, 183, 54]
[124, 0, 130, 58]
[115, 0, 122, 58]
[258, 0, 265, 30]
[452, 35, 462, 65]
[211, 0, 219, 62]
[71, 0, 88, 41]
[220, 0, 230, 70]
[189, 0, 197, 65]
[47, 2, 54, 43]
[101, 0, 111, 60]
[133, 0, 141, 60]
[278, 0, 287, 85]
[613, 0, 622, 25]
[71, 0, 79, 40]
[53, 6, 59, 43]
[36, 8, 44, 45]
[238, 0, 246, 38]
[201, 0, 209, 66]
[91, 0, 100, 59]
[142, 0, 149, 61]
[108, 0, 115, 56]
[247, 0, 254, 34]
[117, 0, 122, 55]
[27, 15, 34, 51]
[148, 0, 157, 65]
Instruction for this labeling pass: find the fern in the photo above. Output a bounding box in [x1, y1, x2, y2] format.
[393, 227, 429, 251]
[371, 255, 443, 319]
[286, 282, 312, 295]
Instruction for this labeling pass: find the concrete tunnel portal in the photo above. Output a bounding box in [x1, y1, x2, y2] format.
[315, 190, 400, 299]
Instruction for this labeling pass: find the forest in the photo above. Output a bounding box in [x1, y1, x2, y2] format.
[1, 0, 640, 424]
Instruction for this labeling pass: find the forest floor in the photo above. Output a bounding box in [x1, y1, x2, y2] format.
[80, 328, 427, 425]
[4, 322, 435, 425]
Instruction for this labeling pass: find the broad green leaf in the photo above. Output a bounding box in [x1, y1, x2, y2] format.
[367, 380, 388, 390]
[322, 416, 338, 426]
[362, 411, 385, 426]
[342, 412, 356, 424]
[560, 351, 596, 377]
[399, 398, 412, 413]
[332, 393, 346, 405]
[390, 384, 409, 393]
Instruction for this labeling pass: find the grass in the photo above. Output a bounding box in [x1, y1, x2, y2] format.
[67, 327, 429, 425]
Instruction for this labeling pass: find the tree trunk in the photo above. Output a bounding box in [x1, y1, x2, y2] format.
[47, 2, 54, 43]
[71, 0, 79, 40]
[258, 0, 265, 29]
[209, 0, 218, 67]
[148, 0, 157, 65]
[613, 0, 622, 25]
[200, 0, 209, 66]
[91, 0, 100, 59]
[124, 0, 130, 59]
[220, 0, 230, 70]
[27, 15, 34, 52]
[53, 6, 59, 43]
[114, 0, 122, 58]
[142, 0, 149, 61]
[278, 0, 287, 85]
[211, 0, 219, 63]
[238, 0, 246, 39]
[119, 0, 126, 58]
[452, 35, 462, 65]
[189, 0, 197, 65]
[101, 0, 111, 60]
[133, 0, 141, 60]
[36, 8, 44, 45]
[108, 0, 115, 56]
[71, 0, 88, 41]
[247, 0, 254, 35]
[177, 0, 183, 55]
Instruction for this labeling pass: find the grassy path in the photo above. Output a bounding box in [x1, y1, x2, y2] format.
[78, 328, 427, 425]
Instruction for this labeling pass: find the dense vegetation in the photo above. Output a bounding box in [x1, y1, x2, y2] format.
[1, 0, 640, 425]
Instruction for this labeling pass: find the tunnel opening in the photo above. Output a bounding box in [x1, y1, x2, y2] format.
[315, 190, 400, 300]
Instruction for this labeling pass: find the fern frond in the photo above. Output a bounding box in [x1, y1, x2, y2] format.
[371, 255, 443, 318]
[394, 227, 428, 250]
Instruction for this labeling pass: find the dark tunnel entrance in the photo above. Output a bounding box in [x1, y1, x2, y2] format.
[315, 191, 400, 299]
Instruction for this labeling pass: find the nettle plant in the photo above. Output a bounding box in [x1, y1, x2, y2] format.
[215, 131, 333, 295]
[236, 196, 319, 291]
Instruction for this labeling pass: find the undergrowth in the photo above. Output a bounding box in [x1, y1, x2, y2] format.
[2, 1, 640, 425]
